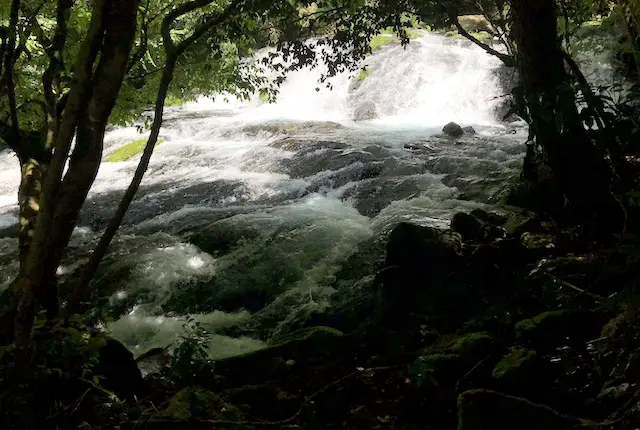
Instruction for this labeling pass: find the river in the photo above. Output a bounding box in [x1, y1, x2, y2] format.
[0, 32, 528, 358]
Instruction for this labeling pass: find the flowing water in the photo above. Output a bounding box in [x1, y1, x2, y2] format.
[0, 33, 528, 358]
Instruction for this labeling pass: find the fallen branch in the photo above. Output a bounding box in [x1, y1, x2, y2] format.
[557, 280, 605, 301]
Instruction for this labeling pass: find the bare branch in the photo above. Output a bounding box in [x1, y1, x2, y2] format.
[444, 8, 515, 67]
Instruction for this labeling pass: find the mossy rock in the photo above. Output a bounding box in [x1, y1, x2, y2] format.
[410, 332, 496, 390]
[106, 138, 164, 162]
[429, 332, 496, 361]
[492, 347, 537, 384]
[515, 309, 606, 349]
[457, 389, 591, 430]
[409, 353, 461, 389]
[161, 387, 245, 421]
[601, 308, 637, 339]
[212, 326, 345, 388]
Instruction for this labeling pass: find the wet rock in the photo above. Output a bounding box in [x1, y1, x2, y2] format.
[470, 208, 506, 226]
[451, 212, 482, 242]
[520, 232, 556, 250]
[404, 140, 437, 152]
[457, 389, 591, 430]
[136, 347, 171, 377]
[385, 222, 462, 269]
[93, 337, 144, 400]
[161, 387, 244, 421]
[353, 101, 378, 121]
[442, 121, 464, 137]
[492, 347, 538, 385]
[462, 126, 476, 135]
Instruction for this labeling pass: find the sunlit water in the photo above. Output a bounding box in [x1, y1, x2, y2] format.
[0, 33, 528, 358]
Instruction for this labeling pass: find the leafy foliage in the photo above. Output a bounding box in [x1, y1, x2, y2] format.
[169, 317, 213, 385]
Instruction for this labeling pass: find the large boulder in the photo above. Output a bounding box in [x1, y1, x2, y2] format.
[457, 389, 591, 430]
[443, 121, 464, 137]
[451, 212, 482, 242]
[93, 337, 145, 400]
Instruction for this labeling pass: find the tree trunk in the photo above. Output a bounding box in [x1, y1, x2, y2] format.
[13, 0, 140, 349]
[511, 0, 619, 227]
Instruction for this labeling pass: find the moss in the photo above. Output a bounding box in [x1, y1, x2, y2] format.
[369, 29, 422, 52]
[357, 68, 371, 82]
[162, 387, 244, 421]
[409, 353, 460, 389]
[492, 347, 537, 381]
[370, 33, 397, 51]
[105, 138, 164, 162]
[444, 332, 495, 357]
[514, 310, 572, 341]
[457, 389, 590, 430]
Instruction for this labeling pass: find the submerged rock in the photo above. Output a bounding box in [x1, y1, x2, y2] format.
[457, 389, 590, 430]
[442, 121, 464, 137]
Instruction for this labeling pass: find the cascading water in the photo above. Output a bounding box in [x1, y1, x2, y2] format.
[0, 32, 528, 358]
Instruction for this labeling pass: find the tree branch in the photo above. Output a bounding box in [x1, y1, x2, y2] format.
[161, 0, 217, 54]
[126, 0, 151, 74]
[43, 0, 73, 141]
[447, 11, 515, 67]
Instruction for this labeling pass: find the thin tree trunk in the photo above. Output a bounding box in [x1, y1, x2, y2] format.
[67, 63, 175, 314]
